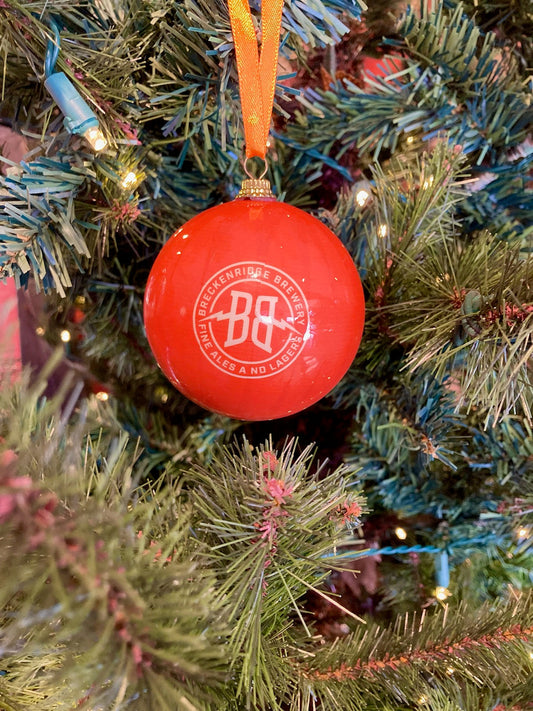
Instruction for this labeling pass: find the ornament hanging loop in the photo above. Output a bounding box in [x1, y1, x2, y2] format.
[244, 156, 268, 180]
[237, 156, 274, 199]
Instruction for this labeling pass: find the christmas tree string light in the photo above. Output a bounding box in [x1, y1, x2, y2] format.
[516, 526, 529, 541]
[434, 550, 451, 601]
[121, 171, 139, 189]
[394, 526, 407, 540]
[355, 188, 370, 207]
[44, 21, 107, 152]
[323, 545, 454, 602]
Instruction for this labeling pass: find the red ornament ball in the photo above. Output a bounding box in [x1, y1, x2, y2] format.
[144, 196, 364, 420]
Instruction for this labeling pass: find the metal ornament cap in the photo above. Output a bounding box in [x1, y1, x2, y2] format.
[237, 178, 274, 199]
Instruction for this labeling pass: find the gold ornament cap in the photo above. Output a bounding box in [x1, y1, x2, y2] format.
[236, 178, 274, 199]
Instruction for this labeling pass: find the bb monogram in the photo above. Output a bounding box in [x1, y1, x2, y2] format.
[193, 261, 309, 379]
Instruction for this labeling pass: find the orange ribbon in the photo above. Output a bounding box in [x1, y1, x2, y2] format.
[227, 0, 284, 160]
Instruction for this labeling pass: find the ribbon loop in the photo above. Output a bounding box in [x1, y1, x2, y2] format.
[227, 0, 284, 159]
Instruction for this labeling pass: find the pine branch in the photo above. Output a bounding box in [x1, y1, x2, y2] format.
[0, 0, 368, 299]
[330, 142, 533, 424]
[0, 154, 92, 294]
[460, 150, 533, 245]
[0, 375, 230, 711]
[0, 374, 372, 711]
[184, 439, 366, 709]
[383, 232, 533, 424]
[327, 363, 533, 609]
[284, 0, 531, 179]
[290, 593, 533, 710]
[446, 0, 533, 74]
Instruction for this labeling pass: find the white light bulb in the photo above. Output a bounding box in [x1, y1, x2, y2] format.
[378, 224, 388, 238]
[96, 391, 109, 401]
[355, 189, 370, 207]
[395, 527, 407, 540]
[84, 126, 108, 152]
[60, 329, 71, 343]
[517, 527, 528, 540]
[121, 171, 138, 189]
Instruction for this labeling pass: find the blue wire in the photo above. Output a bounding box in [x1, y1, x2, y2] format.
[324, 544, 442, 560]
[324, 532, 507, 561]
[45, 19, 61, 78]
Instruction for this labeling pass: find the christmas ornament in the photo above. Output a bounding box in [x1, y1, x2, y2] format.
[143, 0, 365, 420]
[144, 196, 364, 420]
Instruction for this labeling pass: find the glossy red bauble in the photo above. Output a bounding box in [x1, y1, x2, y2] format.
[144, 197, 365, 420]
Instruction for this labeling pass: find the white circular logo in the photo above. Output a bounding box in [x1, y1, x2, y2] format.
[193, 261, 309, 379]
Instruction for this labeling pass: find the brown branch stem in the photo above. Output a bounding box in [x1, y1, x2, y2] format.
[302, 624, 533, 681]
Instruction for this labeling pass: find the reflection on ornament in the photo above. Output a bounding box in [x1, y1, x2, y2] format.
[144, 190, 365, 420]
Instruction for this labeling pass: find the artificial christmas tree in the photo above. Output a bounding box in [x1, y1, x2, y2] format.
[0, 0, 532, 709]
